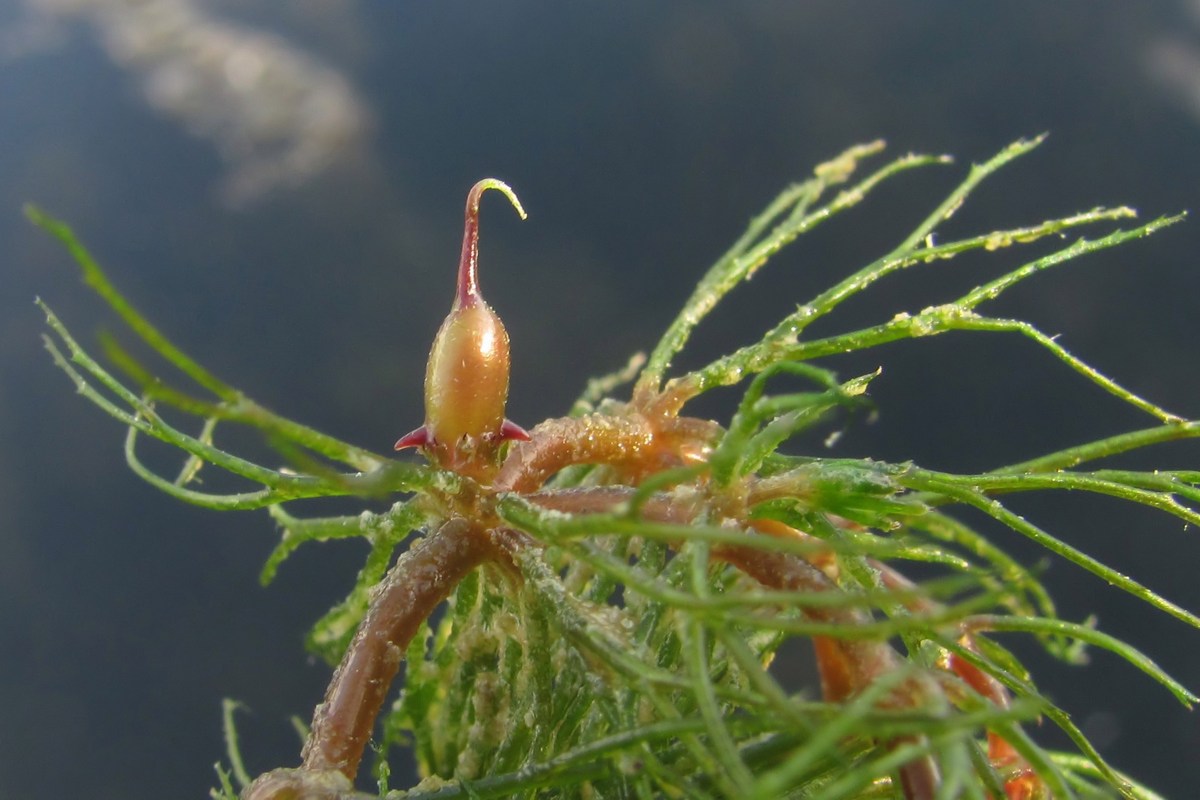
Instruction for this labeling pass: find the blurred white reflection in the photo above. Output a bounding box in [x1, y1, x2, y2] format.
[1147, 0, 1200, 124]
[13, 0, 370, 206]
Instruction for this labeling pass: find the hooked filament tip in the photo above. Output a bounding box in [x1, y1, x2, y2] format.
[457, 179, 527, 305]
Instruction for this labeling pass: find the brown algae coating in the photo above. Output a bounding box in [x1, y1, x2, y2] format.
[241, 767, 356, 800]
[495, 413, 656, 492]
[301, 518, 494, 778]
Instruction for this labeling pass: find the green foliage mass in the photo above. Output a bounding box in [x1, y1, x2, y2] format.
[32, 137, 1197, 799]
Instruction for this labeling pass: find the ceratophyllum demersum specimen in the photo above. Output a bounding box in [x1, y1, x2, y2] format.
[33, 138, 1200, 800]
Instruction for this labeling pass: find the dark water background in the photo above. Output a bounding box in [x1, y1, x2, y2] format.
[2, 2, 1199, 797]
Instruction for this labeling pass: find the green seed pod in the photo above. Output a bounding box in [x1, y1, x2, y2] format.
[395, 179, 529, 470]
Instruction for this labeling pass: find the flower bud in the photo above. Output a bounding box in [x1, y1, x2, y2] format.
[423, 296, 510, 447]
[395, 179, 529, 471]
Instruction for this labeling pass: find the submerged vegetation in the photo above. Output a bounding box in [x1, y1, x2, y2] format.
[32, 137, 1198, 799]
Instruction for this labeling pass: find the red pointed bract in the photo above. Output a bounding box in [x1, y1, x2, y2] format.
[498, 418, 531, 441]
[393, 425, 431, 451]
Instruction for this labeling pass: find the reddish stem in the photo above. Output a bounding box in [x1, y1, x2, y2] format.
[714, 533, 905, 697]
[300, 518, 496, 778]
[874, 560, 1045, 799]
[715, 533, 943, 800]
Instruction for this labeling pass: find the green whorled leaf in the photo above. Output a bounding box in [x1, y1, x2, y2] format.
[30, 204, 388, 471]
[634, 140, 929, 398]
[968, 614, 1198, 707]
[711, 361, 846, 484]
[1050, 752, 1171, 800]
[905, 471, 1200, 632]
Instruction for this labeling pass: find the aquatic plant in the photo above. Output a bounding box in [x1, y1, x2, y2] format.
[32, 137, 1197, 799]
